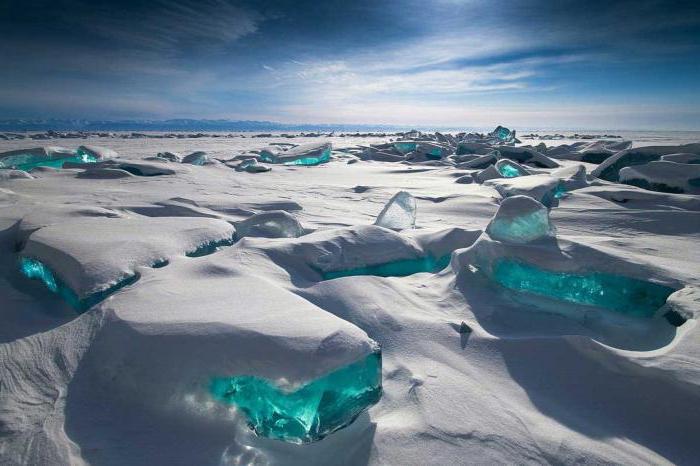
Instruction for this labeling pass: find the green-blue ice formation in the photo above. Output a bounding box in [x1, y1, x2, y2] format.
[498, 163, 522, 178]
[321, 254, 451, 280]
[393, 141, 417, 154]
[185, 236, 237, 257]
[486, 196, 553, 244]
[0, 150, 97, 171]
[261, 146, 331, 166]
[553, 182, 567, 199]
[210, 350, 382, 443]
[491, 259, 675, 318]
[19, 257, 138, 311]
[491, 126, 515, 142]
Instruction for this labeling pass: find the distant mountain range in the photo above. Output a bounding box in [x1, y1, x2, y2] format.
[0, 119, 416, 132]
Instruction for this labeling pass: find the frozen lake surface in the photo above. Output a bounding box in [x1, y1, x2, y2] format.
[1, 130, 699, 465]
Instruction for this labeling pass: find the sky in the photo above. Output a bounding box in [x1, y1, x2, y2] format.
[1, 0, 699, 129]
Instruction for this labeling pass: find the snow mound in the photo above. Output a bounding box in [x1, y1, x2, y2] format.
[661, 153, 700, 164]
[592, 143, 700, 181]
[546, 140, 632, 163]
[0, 169, 33, 180]
[76, 167, 135, 179]
[102, 160, 178, 176]
[21, 217, 235, 301]
[496, 146, 560, 168]
[551, 164, 588, 191]
[619, 161, 700, 194]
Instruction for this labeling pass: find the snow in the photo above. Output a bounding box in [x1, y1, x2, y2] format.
[22, 217, 235, 299]
[619, 160, 700, 194]
[1, 131, 699, 465]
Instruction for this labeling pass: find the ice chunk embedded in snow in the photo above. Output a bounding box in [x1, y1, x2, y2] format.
[375, 191, 417, 230]
[21, 217, 235, 303]
[393, 141, 418, 154]
[474, 165, 503, 183]
[495, 159, 530, 178]
[235, 211, 304, 239]
[486, 195, 554, 244]
[234, 159, 271, 173]
[76, 145, 117, 160]
[489, 125, 516, 143]
[181, 151, 209, 165]
[491, 258, 675, 318]
[0, 146, 97, 171]
[592, 144, 700, 181]
[210, 349, 381, 443]
[264, 142, 332, 166]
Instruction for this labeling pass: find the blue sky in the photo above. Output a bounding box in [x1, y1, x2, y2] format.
[1, 0, 699, 129]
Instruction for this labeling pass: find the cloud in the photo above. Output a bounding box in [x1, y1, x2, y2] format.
[75, 0, 264, 56]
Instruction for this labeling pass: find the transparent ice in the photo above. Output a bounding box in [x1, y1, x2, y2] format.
[375, 191, 416, 230]
[491, 259, 675, 318]
[486, 196, 553, 244]
[210, 350, 382, 443]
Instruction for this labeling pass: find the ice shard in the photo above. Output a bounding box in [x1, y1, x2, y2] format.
[486, 196, 554, 244]
[182, 151, 209, 165]
[375, 191, 416, 230]
[489, 126, 516, 143]
[210, 349, 382, 443]
[235, 159, 271, 173]
[393, 141, 418, 154]
[234, 211, 304, 239]
[495, 159, 530, 178]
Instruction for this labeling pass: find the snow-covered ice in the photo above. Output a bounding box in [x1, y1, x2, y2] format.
[0, 130, 699, 465]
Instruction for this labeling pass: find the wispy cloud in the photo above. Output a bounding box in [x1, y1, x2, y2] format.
[71, 0, 265, 56]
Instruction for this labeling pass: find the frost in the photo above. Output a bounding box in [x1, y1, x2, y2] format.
[486, 196, 554, 244]
[375, 191, 416, 230]
[210, 350, 382, 443]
